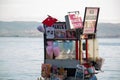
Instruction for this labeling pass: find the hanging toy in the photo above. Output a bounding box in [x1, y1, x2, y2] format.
[53, 46, 60, 57]
[63, 41, 73, 53]
[68, 41, 73, 50]
[37, 24, 45, 33]
[53, 41, 59, 47]
[53, 41, 60, 57]
[47, 41, 53, 46]
[63, 41, 69, 53]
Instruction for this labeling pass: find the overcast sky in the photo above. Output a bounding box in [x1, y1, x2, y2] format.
[0, 0, 120, 23]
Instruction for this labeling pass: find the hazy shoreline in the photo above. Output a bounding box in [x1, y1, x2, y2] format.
[0, 21, 120, 38]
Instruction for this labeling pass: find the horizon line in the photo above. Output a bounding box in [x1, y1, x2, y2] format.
[0, 20, 120, 24]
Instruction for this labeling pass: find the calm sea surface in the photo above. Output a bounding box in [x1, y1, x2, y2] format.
[0, 37, 120, 80]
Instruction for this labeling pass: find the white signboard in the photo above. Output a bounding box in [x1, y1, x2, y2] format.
[83, 7, 100, 34]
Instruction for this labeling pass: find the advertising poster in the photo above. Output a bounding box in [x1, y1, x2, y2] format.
[46, 27, 54, 39]
[65, 12, 83, 29]
[54, 22, 66, 39]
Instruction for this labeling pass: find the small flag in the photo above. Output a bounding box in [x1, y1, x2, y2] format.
[42, 15, 57, 26]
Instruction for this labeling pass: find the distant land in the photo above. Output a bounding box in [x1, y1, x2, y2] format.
[0, 21, 42, 37]
[0, 21, 120, 38]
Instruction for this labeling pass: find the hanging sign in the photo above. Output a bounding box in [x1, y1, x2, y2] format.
[83, 7, 100, 34]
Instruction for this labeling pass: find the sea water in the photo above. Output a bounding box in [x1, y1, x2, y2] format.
[0, 37, 44, 80]
[96, 38, 120, 80]
[0, 37, 120, 80]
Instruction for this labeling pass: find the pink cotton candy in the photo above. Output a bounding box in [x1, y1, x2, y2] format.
[46, 46, 53, 58]
[47, 41, 53, 46]
[53, 46, 60, 57]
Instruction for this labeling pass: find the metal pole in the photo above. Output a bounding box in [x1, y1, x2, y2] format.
[86, 38, 88, 60]
[79, 40, 82, 64]
[76, 40, 79, 60]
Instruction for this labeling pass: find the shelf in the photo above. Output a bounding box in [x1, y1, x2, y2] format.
[45, 59, 80, 68]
